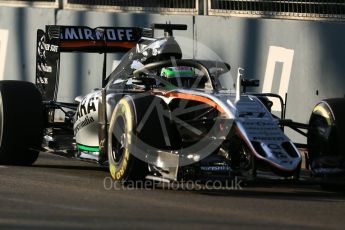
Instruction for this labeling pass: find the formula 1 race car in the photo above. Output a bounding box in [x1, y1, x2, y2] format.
[0, 23, 344, 184]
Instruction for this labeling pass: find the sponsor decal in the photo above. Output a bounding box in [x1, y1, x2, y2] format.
[74, 96, 99, 133]
[37, 36, 46, 59]
[37, 63, 52, 73]
[110, 164, 116, 179]
[313, 167, 344, 174]
[36, 76, 48, 85]
[43, 43, 58, 52]
[115, 149, 129, 180]
[76, 96, 98, 120]
[121, 104, 126, 114]
[240, 119, 287, 142]
[246, 127, 276, 131]
[74, 115, 95, 133]
[37, 36, 58, 60]
[60, 27, 135, 41]
[200, 165, 232, 172]
[242, 121, 274, 126]
[252, 136, 284, 141]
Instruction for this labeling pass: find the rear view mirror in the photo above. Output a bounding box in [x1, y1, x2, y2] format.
[241, 78, 260, 93]
[241, 79, 260, 87]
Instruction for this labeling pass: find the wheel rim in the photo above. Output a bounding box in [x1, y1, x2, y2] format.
[308, 112, 335, 158]
[111, 115, 127, 164]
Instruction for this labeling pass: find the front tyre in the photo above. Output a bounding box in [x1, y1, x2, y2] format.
[308, 98, 345, 175]
[107, 97, 147, 181]
[0, 81, 44, 165]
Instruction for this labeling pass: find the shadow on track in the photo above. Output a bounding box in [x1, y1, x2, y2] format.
[32, 164, 108, 172]
[189, 179, 345, 202]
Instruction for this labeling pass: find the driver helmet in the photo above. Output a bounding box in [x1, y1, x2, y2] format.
[160, 66, 195, 88]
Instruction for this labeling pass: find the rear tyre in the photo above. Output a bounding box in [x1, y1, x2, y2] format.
[0, 81, 44, 165]
[308, 98, 345, 174]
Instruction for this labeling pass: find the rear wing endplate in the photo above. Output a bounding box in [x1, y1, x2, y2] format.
[36, 25, 147, 101]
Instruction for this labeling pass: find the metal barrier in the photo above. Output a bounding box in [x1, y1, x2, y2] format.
[63, 0, 199, 15]
[1, 0, 345, 20]
[208, 0, 345, 20]
[0, 0, 59, 8]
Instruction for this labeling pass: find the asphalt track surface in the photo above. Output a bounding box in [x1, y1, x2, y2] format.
[1, 152, 345, 230]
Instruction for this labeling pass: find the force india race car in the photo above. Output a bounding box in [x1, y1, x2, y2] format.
[0, 23, 344, 184]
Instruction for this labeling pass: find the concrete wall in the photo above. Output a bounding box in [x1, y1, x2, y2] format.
[0, 7, 55, 82]
[194, 16, 345, 142]
[1, 6, 345, 142]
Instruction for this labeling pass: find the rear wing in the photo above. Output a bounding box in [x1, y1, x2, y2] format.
[36, 25, 148, 101]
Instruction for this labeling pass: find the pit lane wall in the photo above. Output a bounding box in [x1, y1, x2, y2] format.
[1, 6, 345, 143]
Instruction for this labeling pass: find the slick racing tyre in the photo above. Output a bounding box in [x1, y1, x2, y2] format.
[0, 81, 44, 165]
[307, 98, 345, 175]
[108, 95, 180, 181]
[108, 97, 147, 181]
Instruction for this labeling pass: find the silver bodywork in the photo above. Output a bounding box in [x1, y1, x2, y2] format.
[74, 85, 301, 172]
[74, 90, 101, 149]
